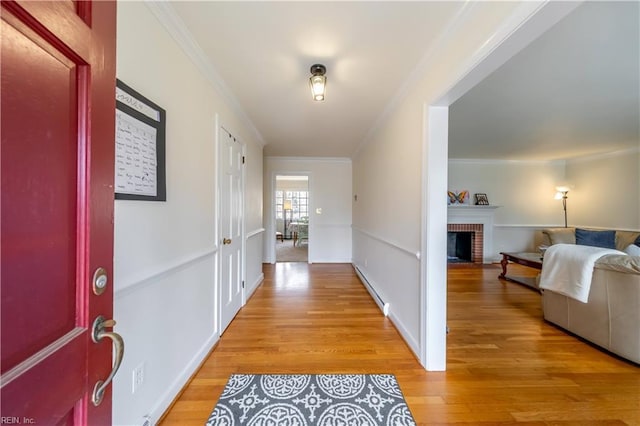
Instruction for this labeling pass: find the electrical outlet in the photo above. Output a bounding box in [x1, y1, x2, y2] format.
[132, 363, 145, 394]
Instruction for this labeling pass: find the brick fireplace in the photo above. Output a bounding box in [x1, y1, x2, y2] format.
[447, 205, 499, 263]
[447, 223, 483, 263]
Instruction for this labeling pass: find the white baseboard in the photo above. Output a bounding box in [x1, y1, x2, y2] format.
[353, 264, 388, 315]
[387, 310, 420, 358]
[150, 333, 218, 424]
[246, 273, 264, 300]
[309, 258, 352, 263]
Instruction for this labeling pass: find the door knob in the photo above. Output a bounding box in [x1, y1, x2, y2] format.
[223, 238, 232, 245]
[91, 316, 124, 406]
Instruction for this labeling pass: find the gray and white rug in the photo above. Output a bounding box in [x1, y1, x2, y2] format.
[206, 374, 416, 426]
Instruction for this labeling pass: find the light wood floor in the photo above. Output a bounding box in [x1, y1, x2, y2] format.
[160, 263, 640, 425]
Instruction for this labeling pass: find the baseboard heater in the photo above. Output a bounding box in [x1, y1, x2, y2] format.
[354, 265, 390, 317]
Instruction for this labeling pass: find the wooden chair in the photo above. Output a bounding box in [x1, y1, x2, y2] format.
[276, 231, 283, 242]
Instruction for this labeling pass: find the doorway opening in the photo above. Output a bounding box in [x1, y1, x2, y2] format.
[275, 175, 309, 262]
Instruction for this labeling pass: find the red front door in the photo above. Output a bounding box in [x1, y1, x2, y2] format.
[1, 1, 117, 424]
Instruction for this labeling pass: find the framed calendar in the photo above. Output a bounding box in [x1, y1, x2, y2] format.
[114, 79, 166, 201]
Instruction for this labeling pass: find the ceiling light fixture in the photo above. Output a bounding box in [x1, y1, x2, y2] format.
[309, 64, 327, 101]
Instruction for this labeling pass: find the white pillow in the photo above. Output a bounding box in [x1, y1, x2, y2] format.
[624, 244, 640, 256]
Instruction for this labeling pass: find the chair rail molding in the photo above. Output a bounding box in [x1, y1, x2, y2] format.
[352, 226, 420, 260]
[115, 246, 218, 298]
[246, 227, 265, 239]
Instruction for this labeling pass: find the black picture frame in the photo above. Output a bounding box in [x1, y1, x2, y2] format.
[114, 79, 166, 201]
[474, 193, 489, 205]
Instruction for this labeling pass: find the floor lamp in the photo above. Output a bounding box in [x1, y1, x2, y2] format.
[283, 199, 292, 238]
[555, 186, 570, 228]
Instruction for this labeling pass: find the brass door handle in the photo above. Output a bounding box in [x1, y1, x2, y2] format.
[223, 238, 232, 245]
[91, 316, 124, 406]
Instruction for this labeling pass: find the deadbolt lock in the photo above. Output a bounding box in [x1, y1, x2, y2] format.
[92, 267, 108, 296]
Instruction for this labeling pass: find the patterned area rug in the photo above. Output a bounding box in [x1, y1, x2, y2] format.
[206, 374, 416, 425]
[275, 240, 308, 262]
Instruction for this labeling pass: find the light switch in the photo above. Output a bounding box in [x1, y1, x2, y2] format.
[316, 208, 322, 215]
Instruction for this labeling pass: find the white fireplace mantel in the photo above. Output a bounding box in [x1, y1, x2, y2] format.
[448, 205, 500, 263]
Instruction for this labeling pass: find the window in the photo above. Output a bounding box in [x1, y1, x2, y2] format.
[275, 190, 309, 220]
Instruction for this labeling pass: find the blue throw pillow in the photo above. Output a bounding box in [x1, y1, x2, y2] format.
[575, 228, 616, 249]
[635, 235, 640, 247]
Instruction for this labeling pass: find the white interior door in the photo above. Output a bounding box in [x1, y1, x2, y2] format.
[220, 129, 243, 333]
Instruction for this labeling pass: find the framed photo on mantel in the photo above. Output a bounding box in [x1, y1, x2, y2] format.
[474, 193, 489, 205]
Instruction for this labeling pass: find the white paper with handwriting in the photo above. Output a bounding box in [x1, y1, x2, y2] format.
[115, 110, 157, 196]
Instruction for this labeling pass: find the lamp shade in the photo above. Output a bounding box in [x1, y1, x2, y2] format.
[283, 200, 292, 210]
[309, 64, 327, 101]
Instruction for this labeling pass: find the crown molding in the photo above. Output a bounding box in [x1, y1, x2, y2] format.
[144, 0, 265, 147]
[565, 146, 640, 163]
[449, 158, 566, 166]
[266, 156, 352, 164]
[448, 146, 640, 165]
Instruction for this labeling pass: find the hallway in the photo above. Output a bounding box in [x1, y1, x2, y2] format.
[160, 263, 422, 425]
[160, 263, 640, 425]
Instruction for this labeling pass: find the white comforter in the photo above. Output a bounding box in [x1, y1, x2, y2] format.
[539, 244, 625, 303]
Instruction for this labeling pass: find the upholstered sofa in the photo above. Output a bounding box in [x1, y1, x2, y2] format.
[540, 228, 640, 364]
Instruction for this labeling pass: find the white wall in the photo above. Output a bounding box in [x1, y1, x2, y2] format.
[352, 2, 549, 363]
[276, 178, 309, 192]
[448, 159, 566, 259]
[264, 157, 352, 263]
[567, 148, 640, 230]
[114, 3, 263, 425]
[446, 150, 640, 262]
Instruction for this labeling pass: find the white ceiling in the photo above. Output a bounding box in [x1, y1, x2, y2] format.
[168, 1, 464, 157]
[167, 1, 639, 160]
[449, 1, 639, 161]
